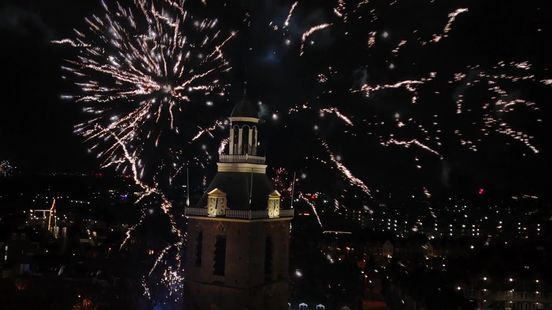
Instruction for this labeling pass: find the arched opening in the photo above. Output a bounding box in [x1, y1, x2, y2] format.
[241, 125, 251, 154]
[251, 126, 257, 155]
[232, 125, 239, 154]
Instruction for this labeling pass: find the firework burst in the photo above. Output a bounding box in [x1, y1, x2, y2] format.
[55, 0, 235, 301]
[56, 0, 234, 172]
[267, 0, 549, 228]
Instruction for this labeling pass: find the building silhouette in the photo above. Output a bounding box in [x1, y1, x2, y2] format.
[184, 97, 294, 309]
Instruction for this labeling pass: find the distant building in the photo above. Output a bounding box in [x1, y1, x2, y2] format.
[184, 97, 294, 309]
[464, 278, 552, 310]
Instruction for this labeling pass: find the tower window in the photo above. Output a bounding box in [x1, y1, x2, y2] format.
[264, 236, 273, 279]
[214, 236, 226, 276]
[233, 126, 239, 153]
[195, 232, 202, 267]
[242, 126, 250, 154]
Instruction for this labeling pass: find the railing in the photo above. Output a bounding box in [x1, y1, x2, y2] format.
[184, 208, 208, 216]
[219, 154, 266, 164]
[279, 209, 295, 217]
[185, 207, 294, 219]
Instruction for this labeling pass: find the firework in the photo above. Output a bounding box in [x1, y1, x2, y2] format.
[0, 160, 15, 178]
[283, 1, 298, 28]
[275, 0, 547, 229]
[430, 8, 469, 43]
[57, 0, 234, 172]
[56, 0, 234, 301]
[299, 23, 332, 56]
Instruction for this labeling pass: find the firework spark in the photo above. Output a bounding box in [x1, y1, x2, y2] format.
[300, 23, 332, 56]
[57, 0, 233, 172]
[431, 8, 469, 43]
[56, 0, 233, 300]
[284, 1, 298, 28]
[381, 139, 442, 158]
[298, 192, 324, 228]
[277, 1, 546, 230]
[357, 73, 436, 104]
[320, 140, 372, 197]
[320, 108, 354, 126]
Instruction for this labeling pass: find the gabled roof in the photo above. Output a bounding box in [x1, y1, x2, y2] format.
[207, 188, 226, 197]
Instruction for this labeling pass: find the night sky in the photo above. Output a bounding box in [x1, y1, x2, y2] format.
[1, 0, 551, 201]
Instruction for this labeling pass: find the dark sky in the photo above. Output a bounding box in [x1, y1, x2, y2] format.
[1, 0, 551, 200]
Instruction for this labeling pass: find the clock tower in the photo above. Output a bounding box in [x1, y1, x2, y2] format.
[184, 97, 294, 310]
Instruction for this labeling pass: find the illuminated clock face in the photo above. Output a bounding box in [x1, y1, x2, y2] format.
[215, 197, 226, 215]
[208, 198, 216, 217]
[268, 199, 280, 218]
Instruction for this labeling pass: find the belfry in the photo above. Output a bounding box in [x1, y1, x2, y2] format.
[184, 97, 294, 309]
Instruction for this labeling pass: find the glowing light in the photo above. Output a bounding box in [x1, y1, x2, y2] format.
[300, 23, 332, 56]
[55, 0, 234, 299]
[431, 8, 469, 43]
[284, 2, 298, 28]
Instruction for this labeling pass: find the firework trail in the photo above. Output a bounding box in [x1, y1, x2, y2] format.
[430, 8, 469, 43]
[356, 73, 437, 104]
[320, 108, 354, 126]
[274, 1, 548, 229]
[300, 23, 332, 56]
[55, 0, 234, 300]
[298, 192, 324, 229]
[319, 139, 372, 197]
[57, 0, 234, 173]
[284, 1, 298, 28]
[381, 139, 442, 158]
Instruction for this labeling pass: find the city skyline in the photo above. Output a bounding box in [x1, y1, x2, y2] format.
[1, 1, 551, 309]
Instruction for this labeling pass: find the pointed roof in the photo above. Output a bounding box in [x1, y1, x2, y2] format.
[207, 188, 227, 197]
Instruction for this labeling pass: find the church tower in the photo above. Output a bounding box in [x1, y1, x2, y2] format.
[184, 97, 294, 310]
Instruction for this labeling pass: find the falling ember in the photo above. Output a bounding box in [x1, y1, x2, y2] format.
[367, 31, 376, 48]
[300, 23, 332, 56]
[218, 138, 229, 155]
[192, 121, 225, 141]
[431, 8, 469, 43]
[334, 0, 347, 21]
[284, 1, 298, 28]
[381, 139, 443, 158]
[320, 140, 371, 197]
[392, 40, 407, 55]
[299, 192, 324, 228]
[320, 108, 354, 126]
[357, 73, 436, 104]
